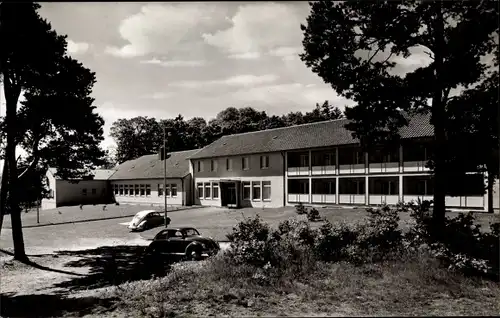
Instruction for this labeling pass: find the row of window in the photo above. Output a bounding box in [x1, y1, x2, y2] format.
[196, 181, 272, 201]
[113, 184, 178, 197]
[288, 175, 484, 196]
[288, 145, 429, 167]
[197, 155, 270, 172]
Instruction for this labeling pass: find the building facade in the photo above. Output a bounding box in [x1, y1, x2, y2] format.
[41, 149, 197, 210]
[108, 149, 197, 207]
[189, 113, 499, 212]
[189, 152, 285, 208]
[42, 168, 115, 210]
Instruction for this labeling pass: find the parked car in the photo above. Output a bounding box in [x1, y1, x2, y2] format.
[128, 210, 164, 231]
[143, 227, 220, 261]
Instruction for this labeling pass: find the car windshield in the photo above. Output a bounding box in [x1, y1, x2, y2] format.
[183, 229, 200, 236]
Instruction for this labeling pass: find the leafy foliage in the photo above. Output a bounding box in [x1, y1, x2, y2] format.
[403, 200, 499, 280]
[300, 1, 499, 225]
[0, 2, 107, 259]
[109, 101, 344, 163]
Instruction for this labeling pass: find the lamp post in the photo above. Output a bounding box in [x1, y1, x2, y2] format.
[163, 126, 171, 227]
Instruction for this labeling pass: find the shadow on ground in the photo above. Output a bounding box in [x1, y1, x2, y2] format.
[53, 245, 181, 293]
[0, 292, 117, 317]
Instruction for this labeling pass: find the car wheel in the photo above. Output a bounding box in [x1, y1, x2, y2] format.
[186, 247, 202, 261]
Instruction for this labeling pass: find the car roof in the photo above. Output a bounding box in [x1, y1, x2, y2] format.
[134, 210, 158, 218]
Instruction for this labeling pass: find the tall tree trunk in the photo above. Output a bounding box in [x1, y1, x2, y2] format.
[0, 160, 9, 236]
[430, 1, 447, 231]
[487, 172, 494, 214]
[0, 160, 9, 233]
[4, 75, 28, 262]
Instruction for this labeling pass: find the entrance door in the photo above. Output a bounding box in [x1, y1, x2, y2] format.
[221, 182, 238, 207]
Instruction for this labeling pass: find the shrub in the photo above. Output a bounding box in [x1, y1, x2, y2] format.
[295, 202, 307, 215]
[307, 207, 321, 222]
[404, 200, 499, 280]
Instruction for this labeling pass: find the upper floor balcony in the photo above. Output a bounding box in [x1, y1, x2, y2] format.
[286, 143, 431, 176]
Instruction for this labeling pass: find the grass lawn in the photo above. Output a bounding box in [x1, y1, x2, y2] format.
[1, 204, 499, 317]
[167, 206, 500, 241]
[2, 204, 188, 228]
[107, 253, 500, 317]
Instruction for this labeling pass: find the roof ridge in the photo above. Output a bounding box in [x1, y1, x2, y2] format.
[220, 117, 349, 139]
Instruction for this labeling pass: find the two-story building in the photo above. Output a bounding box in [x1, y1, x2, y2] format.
[188, 113, 499, 211]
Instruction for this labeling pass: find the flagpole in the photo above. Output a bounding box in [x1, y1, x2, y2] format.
[163, 126, 168, 227]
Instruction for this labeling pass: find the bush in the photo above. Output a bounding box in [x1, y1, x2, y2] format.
[225, 216, 318, 281]
[295, 202, 307, 215]
[404, 200, 499, 280]
[307, 207, 321, 222]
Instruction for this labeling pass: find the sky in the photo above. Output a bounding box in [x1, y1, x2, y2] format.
[0, 1, 439, 168]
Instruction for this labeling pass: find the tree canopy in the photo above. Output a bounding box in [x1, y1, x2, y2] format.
[300, 0, 498, 224]
[109, 101, 345, 164]
[0, 2, 107, 260]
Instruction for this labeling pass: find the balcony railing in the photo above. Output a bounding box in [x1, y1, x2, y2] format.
[288, 193, 310, 203]
[368, 162, 399, 174]
[338, 164, 365, 174]
[368, 195, 399, 205]
[287, 167, 309, 176]
[311, 194, 336, 204]
[311, 165, 336, 175]
[338, 194, 366, 204]
[403, 161, 430, 172]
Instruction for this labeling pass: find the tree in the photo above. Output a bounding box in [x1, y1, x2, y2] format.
[110, 117, 162, 164]
[300, 1, 498, 229]
[0, 2, 107, 260]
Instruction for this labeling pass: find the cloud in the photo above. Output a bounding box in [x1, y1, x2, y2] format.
[105, 3, 223, 58]
[231, 82, 354, 114]
[202, 2, 304, 57]
[140, 92, 174, 100]
[228, 52, 261, 60]
[169, 74, 279, 89]
[140, 58, 207, 67]
[66, 39, 90, 54]
[269, 46, 303, 61]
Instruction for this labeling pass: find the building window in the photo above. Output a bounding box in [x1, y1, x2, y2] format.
[146, 184, 151, 196]
[242, 157, 250, 170]
[119, 185, 124, 195]
[124, 185, 129, 195]
[197, 161, 203, 172]
[171, 183, 177, 197]
[252, 181, 261, 200]
[212, 182, 219, 199]
[114, 185, 118, 195]
[140, 184, 145, 196]
[197, 183, 203, 199]
[133, 185, 138, 196]
[210, 160, 217, 172]
[288, 179, 309, 194]
[262, 181, 271, 201]
[91, 188, 97, 195]
[226, 158, 233, 171]
[158, 184, 163, 196]
[82, 188, 87, 196]
[243, 181, 251, 200]
[300, 154, 309, 167]
[260, 155, 269, 169]
[204, 183, 211, 199]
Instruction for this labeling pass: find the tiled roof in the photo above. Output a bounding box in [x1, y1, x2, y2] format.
[48, 168, 116, 180]
[108, 149, 199, 180]
[189, 113, 433, 159]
